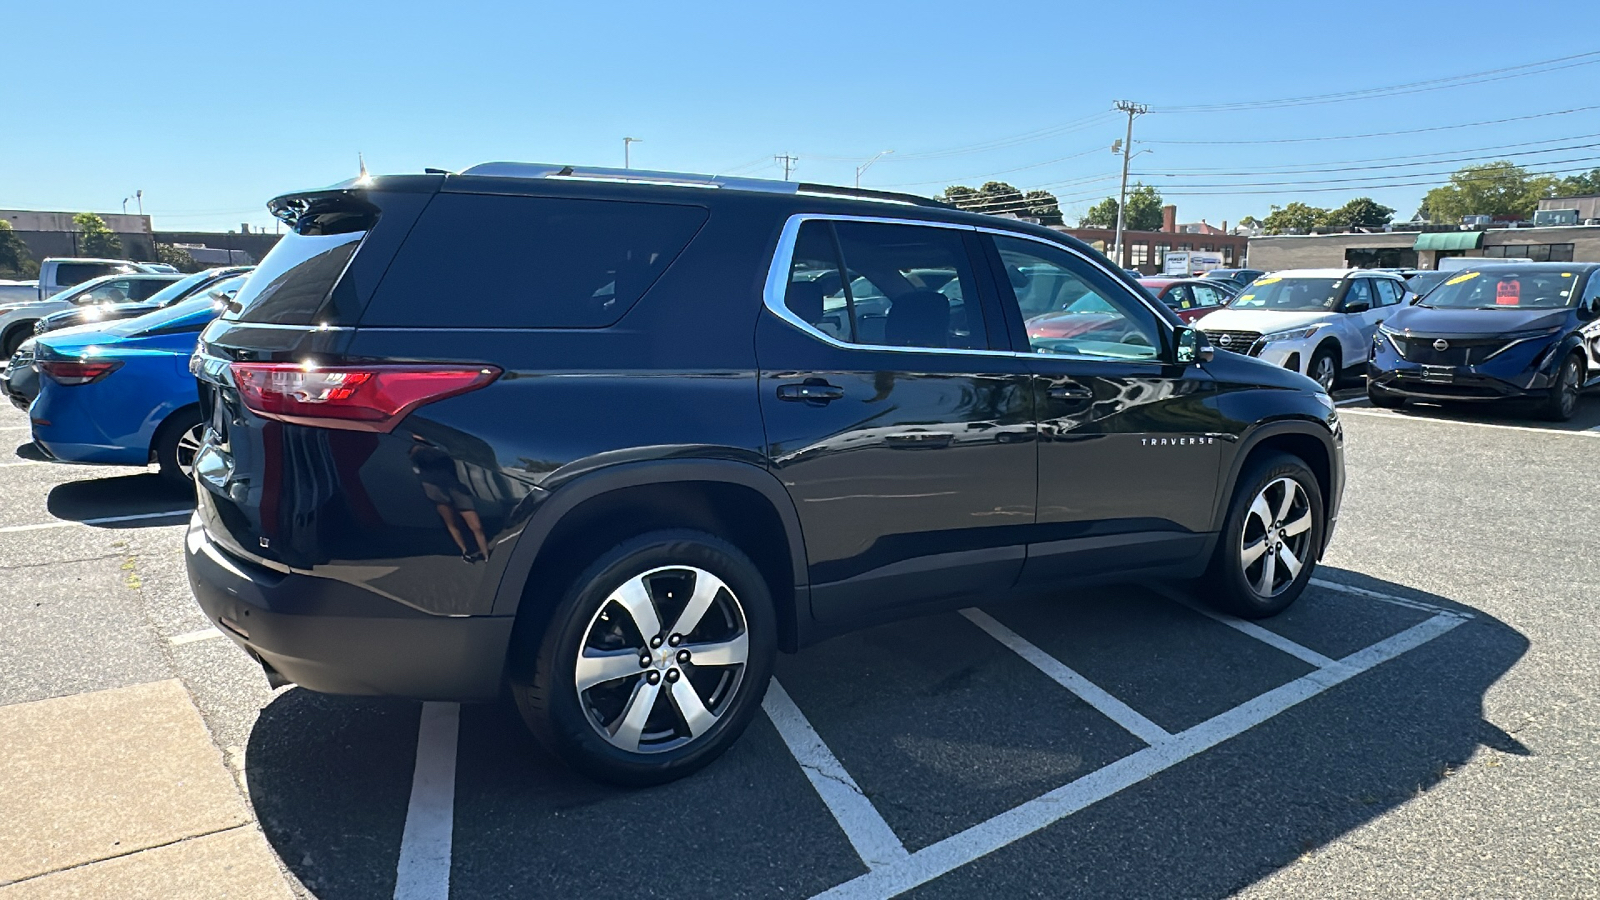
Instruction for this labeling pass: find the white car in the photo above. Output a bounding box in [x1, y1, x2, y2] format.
[1196, 268, 1411, 391]
[0, 272, 180, 356]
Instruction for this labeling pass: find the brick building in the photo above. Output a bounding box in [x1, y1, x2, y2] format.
[1050, 205, 1250, 274]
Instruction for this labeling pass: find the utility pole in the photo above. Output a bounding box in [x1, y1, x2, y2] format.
[1111, 100, 1148, 268]
[623, 137, 643, 169]
[775, 153, 798, 180]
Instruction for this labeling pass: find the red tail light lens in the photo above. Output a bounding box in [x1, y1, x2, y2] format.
[39, 359, 123, 385]
[229, 363, 501, 432]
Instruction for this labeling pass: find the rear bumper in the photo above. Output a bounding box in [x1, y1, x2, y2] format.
[184, 516, 514, 701]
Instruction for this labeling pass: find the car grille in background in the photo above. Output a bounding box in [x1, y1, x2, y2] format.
[1202, 330, 1263, 356]
[1393, 335, 1511, 366]
[9, 345, 33, 368]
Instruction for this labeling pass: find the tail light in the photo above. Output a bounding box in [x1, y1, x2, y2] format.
[39, 359, 122, 385]
[229, 363, 501, 432]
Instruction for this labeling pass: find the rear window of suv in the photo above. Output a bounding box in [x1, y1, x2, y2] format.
[361, 193, 708, 328]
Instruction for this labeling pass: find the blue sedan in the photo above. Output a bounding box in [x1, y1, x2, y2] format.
[30, 294, 224, 483]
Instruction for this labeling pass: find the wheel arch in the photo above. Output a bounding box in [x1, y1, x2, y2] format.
[148, 401, 203, 461]
[2, 321, 38, 355]
[1214, 419, 1338, 555]
[492, 459, 809, 653]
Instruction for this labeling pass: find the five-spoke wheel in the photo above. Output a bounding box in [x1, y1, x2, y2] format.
[1205, 452, 1324, 618]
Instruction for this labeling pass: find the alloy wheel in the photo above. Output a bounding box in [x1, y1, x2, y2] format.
[1560, 357, 1581, 418]
[176, 423, 205, 478]
[1310, 355, 1336, 391]
[1240, 477, 1314, 598]
[574, 565, 749, 754]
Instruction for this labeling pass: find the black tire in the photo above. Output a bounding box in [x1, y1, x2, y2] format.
[1307, 344, 1339, 393]
[1537, 352, 1583, 422]
[153, 408, 204, 486]
[511, 529, 776, 786]
[1366, 383, 1405, 409]
[2, 325, 33, 358]
[1200, 452, 1325, 619]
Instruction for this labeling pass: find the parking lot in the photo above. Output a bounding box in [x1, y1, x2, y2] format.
[3, 390, 1599, 899]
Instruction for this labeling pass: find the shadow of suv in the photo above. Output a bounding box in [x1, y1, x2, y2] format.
[184, 163, 1344, 785]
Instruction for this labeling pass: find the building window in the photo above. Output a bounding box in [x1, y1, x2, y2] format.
[1200, 244, 1215, 252]
[1155, 244, 1170, 265]
[1483, 243, 1574, 262]
[1178, 243, 1193, 251]
[1128, 243, 1150, 266]
[1224, 246, 1234, 265]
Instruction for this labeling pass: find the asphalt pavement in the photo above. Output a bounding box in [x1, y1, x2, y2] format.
[0, 392, 1596, 899]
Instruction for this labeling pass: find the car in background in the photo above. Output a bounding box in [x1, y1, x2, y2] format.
[32, 267, 251, 337]
[1404, 270, 1452, 300]
[0, 280, 39, 305]
[0, 272, 182, 356]
[1201, 268, 1264, 290]
[5, 273, 251, 410]
[30, 292, 228, 483]
[1368, 263, 1600, 420]
[1198, 268, 1410, 390]
[1138, 276, 1236, 322]
[33, 257, 167, 301]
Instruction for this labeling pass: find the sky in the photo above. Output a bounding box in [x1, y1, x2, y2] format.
[5, 0, 1600, 234]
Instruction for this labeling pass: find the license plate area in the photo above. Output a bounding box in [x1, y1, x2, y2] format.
[1421, 365, 1456, 384]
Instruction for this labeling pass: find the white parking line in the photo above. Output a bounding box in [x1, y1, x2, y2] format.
[1310, 577, 1471, 618]
[168, 627, 224, 646]
[1334, 397, 1368, 407]
[959, 609, 1171, 745]
[812, 612, 1465, 900]
[0, 460, 44, 468]
[1146, 586, 1338, 669]
[1339, 406, 1600, 437]
[0, 509, 192, 534]
[394, 701, 461, 900]
[764, 679, 909, 869]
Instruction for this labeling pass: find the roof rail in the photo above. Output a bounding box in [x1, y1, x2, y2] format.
[455, 162, 947, 208]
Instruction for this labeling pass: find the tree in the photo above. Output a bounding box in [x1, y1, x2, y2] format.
[1420, 161, 1556, 223]
[1261, 202, 1326, 235]
[154, 244, 203, 273]
[72, 212, 122, 258]
[1558, 168, 1600, 196]
[1078, 183, 1163, 230]
[0, 220, 36, 278]
[942, 181, 1063, 222]
[1317, 197, 1395, 231]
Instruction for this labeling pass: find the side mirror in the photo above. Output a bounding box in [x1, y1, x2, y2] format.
[1175, 326, 1214, 364]
[1344, 299, 1370, 313]
[1578, 300, 1600, 321]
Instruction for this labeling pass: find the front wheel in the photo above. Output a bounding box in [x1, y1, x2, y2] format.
[512, 530, 776, 786]
[1201, 453, 1324, 618]
[1537, 352, 1583, 422]
[1307, 346, 1339, 393]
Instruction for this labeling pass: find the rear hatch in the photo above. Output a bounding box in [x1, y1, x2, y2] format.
[190, 176, 442, 570]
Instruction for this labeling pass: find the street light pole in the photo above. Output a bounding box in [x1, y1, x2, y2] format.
[623, 137, 642, 169]
[1111, 100, 1148, 268]
[855, 150, 893, 188]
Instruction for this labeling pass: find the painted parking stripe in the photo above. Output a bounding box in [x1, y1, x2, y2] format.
[1146, 585, 1338, 669]
[0, 509, 192, 534]
[1310, 577, 1472, 618]
[1339, 406, 1600, 437]
[813, 613, 1466, 900]
[764, 679, 909, 870]
[959, 608, 1171, 745]
[169, 627, 224, 646]
[393, 702, 460, 900]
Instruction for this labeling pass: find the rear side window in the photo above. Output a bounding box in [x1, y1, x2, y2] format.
[55, 262, 125, 287]
[227, 232, 364, 324]
[130, 279, 171, 301]
[364, 193, 708, 328]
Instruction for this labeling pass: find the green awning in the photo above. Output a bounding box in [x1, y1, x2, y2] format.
[1414, 231, 1484, 251]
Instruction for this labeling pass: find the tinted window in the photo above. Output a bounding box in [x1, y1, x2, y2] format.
[783, 222, 853, 341]
[144, 269, 221, 307]
[227, 231, 364, 324]
[365, 193, 708, 328]
[827, 221, 987, 350]
[55, 262, 127, 287]
[129, 278, 176, 301]
[993, 235, 1160, 361]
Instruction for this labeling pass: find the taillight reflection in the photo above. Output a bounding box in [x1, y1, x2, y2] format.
[39, 359, 123, 385]
[229, 363, 501, 432]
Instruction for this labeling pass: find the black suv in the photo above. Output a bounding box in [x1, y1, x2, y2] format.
[185, 164, 1344, 785]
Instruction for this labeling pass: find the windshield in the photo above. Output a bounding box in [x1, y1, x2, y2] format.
[143, 269, 233, 308]
[1227, 276, 1343, 311]
[1405, 271, 1451, 297]
[105, 294, 225, 338]
[55, 275, 129, 305]
[1419, 269, 1580, 310]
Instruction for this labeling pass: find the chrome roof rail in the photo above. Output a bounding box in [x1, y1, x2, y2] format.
[457, 162, 948, 208]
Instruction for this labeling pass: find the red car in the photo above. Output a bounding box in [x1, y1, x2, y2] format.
[1138, 277, 1235, 322]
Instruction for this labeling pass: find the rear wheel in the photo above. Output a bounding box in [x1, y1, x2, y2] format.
[154, 409, 204, 486]
[1201, 453, 1323, 618]
[1537, 352, 1583, 422]
[512, 529, 776, 786]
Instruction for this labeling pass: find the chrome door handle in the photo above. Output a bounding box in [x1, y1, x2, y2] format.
[1046, 384, 1094, 401]
[776, 380, 844, 403]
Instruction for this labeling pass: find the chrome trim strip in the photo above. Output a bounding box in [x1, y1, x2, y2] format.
[760, 213, 1175, 364]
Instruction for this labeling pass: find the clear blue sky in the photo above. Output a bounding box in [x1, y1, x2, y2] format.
[6, 0, 1599, 233]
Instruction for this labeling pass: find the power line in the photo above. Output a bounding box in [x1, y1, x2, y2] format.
[1139, 135, 1600, 178]
[1149, 160, 1600, 196]
[1155, 50, 1600, 113]
[1133, 153, 1600, 190]
[1144, 105, 1600, 145]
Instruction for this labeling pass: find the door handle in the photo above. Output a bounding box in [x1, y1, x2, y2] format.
[776, 380, 844, 403]
[885, 431, 953, 449]
[1046, 384, 1094, 401]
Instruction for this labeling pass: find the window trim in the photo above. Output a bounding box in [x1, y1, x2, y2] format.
[762, 213, 1173, 360]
